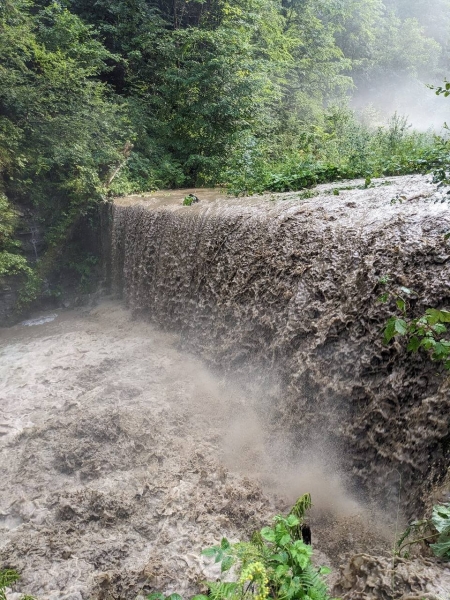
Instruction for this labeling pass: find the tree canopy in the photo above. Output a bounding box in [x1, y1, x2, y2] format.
[1, 0, 449, 294]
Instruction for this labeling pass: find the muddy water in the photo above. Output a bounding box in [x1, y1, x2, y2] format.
[113, 175, 450, 515]
[0, 302, 394, 599]
[2, 175, 450, 599]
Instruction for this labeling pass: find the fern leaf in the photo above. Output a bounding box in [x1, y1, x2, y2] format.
[299, 564, 329, 600]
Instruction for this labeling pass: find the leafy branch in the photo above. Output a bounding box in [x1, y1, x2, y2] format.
[378, 276, 450, 369]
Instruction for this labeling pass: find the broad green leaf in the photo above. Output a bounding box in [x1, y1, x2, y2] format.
[166, 594, 183, 600]
[319, 566, 332, 575]
[279, 534, 291, 546]
[432, 504, 450, 533]
[147, 594, 164, 600]
[431, 539, 450, 558]
[421, 338, 436, 351]
[221, 556, 234, 572]
[433, 342, 449, 360]
[291, 552, 309, 569]
[407, 336, 420, 352]
[275, 564, 289, 577]
[261, 527, 276, 542]
[286, 514, 300, 527]
[425, 309, 442, 325]
[438, 310, 450, 323]
[270, 552, 289, 564]
[394, 319, 407, 335]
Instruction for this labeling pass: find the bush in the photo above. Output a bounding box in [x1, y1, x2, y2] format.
[223, 110, 439, 195]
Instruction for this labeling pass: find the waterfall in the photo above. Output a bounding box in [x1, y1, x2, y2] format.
[111, 176, 450, 513]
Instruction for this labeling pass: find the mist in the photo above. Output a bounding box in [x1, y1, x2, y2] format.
[351, 0, 450, 130]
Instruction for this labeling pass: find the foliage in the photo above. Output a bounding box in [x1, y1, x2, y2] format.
[225, 111, 438, 195]
[430, 503, 450, 558]
[0, 194, 31, 278]
[199, 494, 333, 600]
[2, 0, 450, 308]
[378, 276, 450, 369]
[396, 503, 450, 560]
[0, 569, 35, 600]
[0, 0, 130, 302]
[146, 495, 333, 600]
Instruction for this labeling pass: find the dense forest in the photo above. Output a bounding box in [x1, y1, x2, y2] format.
[1, 0, 449, 300]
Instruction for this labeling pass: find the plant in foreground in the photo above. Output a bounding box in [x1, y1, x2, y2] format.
[0, 569, 35, 600]
[149, 494, 335, 600]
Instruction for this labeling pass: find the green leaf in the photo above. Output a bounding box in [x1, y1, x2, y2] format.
[396, 298, 406, 312]
[166, 594, 183, 600]
[431, 539, 450, 558]
[214, 549, 224, 563]
[221, 556, 234, 573]
[275, 564, 290, 578]
[438, 310, 450, 323]
[319, 566, 332, 575]
[394, 319, 408, 335]
[147, 594, 165, 600]
[407, 336, 421, 352]
[432, 504, 450, 533]
[279, 534, 291, 546]
[433, 342, 450, 360]
[383, 317, 397, 343]
[421, 337, 437, 351]
[425, 309, 442, 325]
[292, 553, 309, 570]
[377, 292, 389, 303]
[220, 537, 230, 550]
[286, 514, 300, 528]
[270, 552, 289, 564]
[261, 527, 276, 542]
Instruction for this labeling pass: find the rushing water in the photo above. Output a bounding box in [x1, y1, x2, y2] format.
[112, 175, 450, 514]
[1, 175, 450, 599]
[1, 301, 395, 599]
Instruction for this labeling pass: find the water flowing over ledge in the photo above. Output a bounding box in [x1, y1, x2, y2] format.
[112, 175, 450, 512]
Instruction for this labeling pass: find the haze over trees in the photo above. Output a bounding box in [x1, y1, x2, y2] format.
[0, 0, 449, 289]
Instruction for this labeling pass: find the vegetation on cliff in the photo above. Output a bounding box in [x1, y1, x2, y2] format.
[1, 0, 450, 303]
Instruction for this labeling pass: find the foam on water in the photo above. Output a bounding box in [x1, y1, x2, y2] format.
[21, 314, 58, 327]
